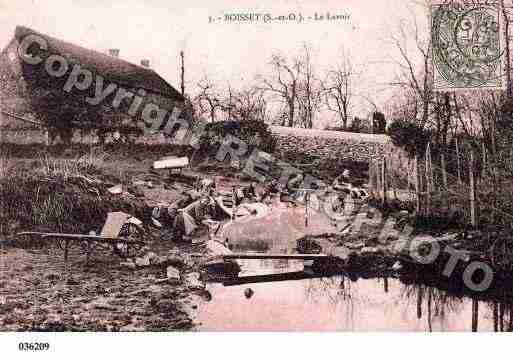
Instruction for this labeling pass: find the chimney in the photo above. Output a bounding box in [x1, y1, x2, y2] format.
[140, 59, 150, 68]
[108, 49, 120, 57]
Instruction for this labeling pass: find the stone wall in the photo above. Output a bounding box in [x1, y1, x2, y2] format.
[270, 125, 392, 161]
[269, 126, 412, 181]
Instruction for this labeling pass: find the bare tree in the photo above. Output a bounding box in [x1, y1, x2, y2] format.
[194, 77, 222, 122]
[297, 44, 322, 128]
[322, 48, 354, 129]
[388, 3, 433, 129]
[223, 85, 269, 122]
[260, 53, 302, 127]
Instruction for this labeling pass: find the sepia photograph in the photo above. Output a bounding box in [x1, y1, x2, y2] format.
[0, 0, 512, 357]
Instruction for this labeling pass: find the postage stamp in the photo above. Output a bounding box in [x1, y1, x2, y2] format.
[431, 2, 504, 91]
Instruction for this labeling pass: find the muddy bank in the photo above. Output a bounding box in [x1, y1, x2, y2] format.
[0, 239, 212, 331]
[0, 147, 210, 331]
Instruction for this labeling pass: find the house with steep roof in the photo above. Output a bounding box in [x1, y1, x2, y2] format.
[0, 26, 187, 143]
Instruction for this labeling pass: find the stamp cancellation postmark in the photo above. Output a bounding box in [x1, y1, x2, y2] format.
[431, 2, 504, 91]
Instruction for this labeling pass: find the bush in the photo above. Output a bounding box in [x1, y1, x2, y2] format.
[372, 111, 387, 134]
[388, 119, 430, 157]
[199, 120, 276, 156]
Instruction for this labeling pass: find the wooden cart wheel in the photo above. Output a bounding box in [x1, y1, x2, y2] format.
[114, 223, 145, 258]
[119, 222, 144, 241]
[113, 240, 145, 259]
[324, 194, 345, 215]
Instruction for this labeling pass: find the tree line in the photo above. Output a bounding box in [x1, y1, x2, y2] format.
[188, 43, 387, 133]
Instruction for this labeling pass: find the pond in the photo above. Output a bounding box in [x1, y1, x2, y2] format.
[197, 206, 513, 332]
[197, 266, 512, 331]
[196, 245, 512, 331]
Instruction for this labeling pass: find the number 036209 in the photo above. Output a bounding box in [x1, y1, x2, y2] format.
[18, 342, 50, 351]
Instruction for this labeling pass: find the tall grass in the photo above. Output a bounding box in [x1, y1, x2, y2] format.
[0, 155, 11, 179]
[37, 149, 108, 180]
[0, 148, 146, 238]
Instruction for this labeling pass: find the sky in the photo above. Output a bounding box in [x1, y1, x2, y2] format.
[0, 0, 429, 127]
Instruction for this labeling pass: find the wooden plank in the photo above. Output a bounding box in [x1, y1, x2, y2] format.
[17, 232, 143, 245]
[100, 212, 130, 238]
[221, 271, 323, 286]
[223, 253, 329, 260]
[40, 233, 122, 240]
[153, 156, 189, 169]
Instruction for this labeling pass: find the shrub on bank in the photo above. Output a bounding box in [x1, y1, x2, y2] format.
[198, 120, 276, 156]
[387, 119, 430, 157]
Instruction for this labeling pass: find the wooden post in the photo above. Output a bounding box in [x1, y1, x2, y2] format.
[374, 160, 378, 198]
[428, 144, 435, 193]
[509, 303, 513, 331]
[441, 153, 448, 210]
[425, 143, 432, 216]
[231, 187, 236, 222]
[456, 137, 462, 184]
[500, 301, 505, 332]
[470, 151, 477, 228]
[415, 154, 421, 214]
[427, 290, 433, 332]
[64, 239, 69, 262]
[382, 157, 387, 206]
[86, 241, 91, 266]
[494, 301, 499, 332]
[472, 298, 479, 332]
[180, 50, 185, 96]
[305, 192, 309, 228]
[368, 161, 375, 196]
[441, 153, 448, 189]
[375, 161, 381, 201]
[45, 129, 50, 147]
[417, 285, 423, 319]
[482, 142, 487, 179]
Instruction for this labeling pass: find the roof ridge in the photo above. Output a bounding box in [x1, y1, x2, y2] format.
[13, 25, 183, 100]
[15, 26, 152, 72]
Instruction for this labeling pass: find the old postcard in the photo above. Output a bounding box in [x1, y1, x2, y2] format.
[1, 0, 513, 356]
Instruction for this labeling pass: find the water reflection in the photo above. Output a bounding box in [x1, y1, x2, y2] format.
[486, 299, 513, 332]
[197, 266, 513, 331]
[399, 283, 464, 332]
[304, 276, 359, 329]
[199, 232, 513, 331]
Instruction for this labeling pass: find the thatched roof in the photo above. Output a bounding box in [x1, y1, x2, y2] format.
[14, 26, 184, 101]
